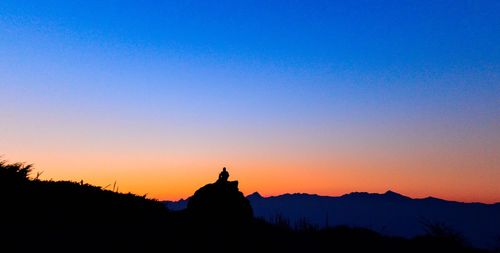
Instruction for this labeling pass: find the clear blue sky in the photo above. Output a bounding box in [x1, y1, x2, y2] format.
[1, 1, 499, 202]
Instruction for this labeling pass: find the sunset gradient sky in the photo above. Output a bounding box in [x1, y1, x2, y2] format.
[1, 1, 499, 203]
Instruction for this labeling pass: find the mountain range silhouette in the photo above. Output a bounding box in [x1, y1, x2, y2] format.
[1, 161, 496, 252]
[167, 190, 500, 249]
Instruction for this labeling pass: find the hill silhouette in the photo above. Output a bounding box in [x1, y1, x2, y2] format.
[0, 160, 491, 252]
[0, 160, 169, 252]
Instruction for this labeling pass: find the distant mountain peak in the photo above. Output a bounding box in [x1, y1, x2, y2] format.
[340, 190, 410, 201]
[384, 190, 397, 195]
[247, 192, 263, 199]
[384, 190, 403, 196]
[383, 190, 410, 200]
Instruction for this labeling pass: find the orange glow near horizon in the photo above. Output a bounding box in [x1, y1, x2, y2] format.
[3, 145, 498, 204]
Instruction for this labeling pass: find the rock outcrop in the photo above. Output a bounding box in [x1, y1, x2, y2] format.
[186, 168, 253, 224]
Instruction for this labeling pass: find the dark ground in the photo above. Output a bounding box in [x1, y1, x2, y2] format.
[0, 160, 490, 253]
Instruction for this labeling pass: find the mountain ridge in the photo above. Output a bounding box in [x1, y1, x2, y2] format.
[165, 190, 500, 249]
[246, 191, 498, 205]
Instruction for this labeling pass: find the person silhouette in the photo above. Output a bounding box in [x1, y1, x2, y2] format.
[218, 167, 229, 183]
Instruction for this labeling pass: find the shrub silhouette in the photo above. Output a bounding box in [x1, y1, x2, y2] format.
[0, 159, 33, 183]
[422, 221, 465, 245]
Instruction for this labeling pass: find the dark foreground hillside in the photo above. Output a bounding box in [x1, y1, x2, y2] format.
[0, 161, 489, 253]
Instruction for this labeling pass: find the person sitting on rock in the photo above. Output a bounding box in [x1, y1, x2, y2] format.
[218, 167, 229, 183]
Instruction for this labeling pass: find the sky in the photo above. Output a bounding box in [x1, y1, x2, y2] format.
[1, 1, 499, 203]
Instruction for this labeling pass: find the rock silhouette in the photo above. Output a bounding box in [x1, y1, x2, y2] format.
[187, 167, 253, 224]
